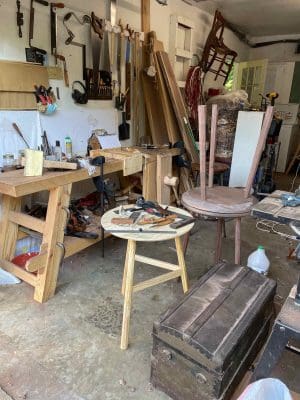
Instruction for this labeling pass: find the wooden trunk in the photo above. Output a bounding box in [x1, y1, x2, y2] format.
[150, 262, 276, 400]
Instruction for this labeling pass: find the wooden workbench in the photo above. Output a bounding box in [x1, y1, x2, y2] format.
[0, 158, 140, 303]
[0, 146, 182, 303]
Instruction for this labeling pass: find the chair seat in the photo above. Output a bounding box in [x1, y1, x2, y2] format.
[182, 186, 255, 217]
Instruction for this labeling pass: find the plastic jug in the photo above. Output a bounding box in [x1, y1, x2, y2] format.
[247, 245, 270, 275]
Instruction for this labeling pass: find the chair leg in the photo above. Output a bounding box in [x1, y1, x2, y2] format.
[175, 236, 189, 293]
[235, 217, 241, 264]
[121, 242, 130, 295]
[120, 239, 136, 350]
[215, 218, 223, 262]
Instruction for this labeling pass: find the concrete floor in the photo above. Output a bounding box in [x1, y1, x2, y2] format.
[0, 217, 299, 400]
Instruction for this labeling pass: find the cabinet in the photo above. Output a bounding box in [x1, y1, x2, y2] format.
[264, 62, 295, 103]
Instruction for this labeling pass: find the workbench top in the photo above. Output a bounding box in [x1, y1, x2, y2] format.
[251, 190, 300, 224]
[0, 159, 123, 197]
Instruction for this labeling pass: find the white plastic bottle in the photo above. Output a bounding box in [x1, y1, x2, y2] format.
[247, 245, 270, 275]
[65, 136, 72, 160]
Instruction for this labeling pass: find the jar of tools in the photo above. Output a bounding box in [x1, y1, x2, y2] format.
[2, 153, 15, 172]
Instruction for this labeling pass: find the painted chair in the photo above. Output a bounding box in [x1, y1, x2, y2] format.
[182, 105, 274, 264]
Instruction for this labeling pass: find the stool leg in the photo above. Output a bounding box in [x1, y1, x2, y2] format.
[175, 236, 189, 293]
[182, 232, 190, 256]
[235, 217, 241, 264]
[215, 218, 223, 263]
[251, 322, 288, 382]
[121, 243, 130, 295]
[121, 239, 136, 350]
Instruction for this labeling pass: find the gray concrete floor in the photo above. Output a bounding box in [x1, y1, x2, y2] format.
[0, 217, 299, 400]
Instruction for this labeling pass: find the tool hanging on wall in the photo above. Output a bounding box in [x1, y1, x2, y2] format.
[26, 0, 49, 64]
[62, 12, 90, 82]
[50, 2, 65, 55]
[16, 0, 24, 38]
[90, 12, 103, 98]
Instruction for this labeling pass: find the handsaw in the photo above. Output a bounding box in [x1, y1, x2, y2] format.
[100, 0, 114, 74]
[29, 0, 48, 55]
[91, 12, 103, 97]
[50, 2, 65, 55]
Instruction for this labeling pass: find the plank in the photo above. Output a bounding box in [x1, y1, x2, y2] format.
[143, 157, 157, 201]
[156, 153, 172, 204]
[141, 73, 170, 146]
[0, 60, 48, 92]
[22, 158, 78, 170]
[156, 51, 198, 163]
[8, 211, 45, 234]
[0, 92, 36, 110]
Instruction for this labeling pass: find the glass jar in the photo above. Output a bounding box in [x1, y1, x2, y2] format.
[3, 153, 15, 171]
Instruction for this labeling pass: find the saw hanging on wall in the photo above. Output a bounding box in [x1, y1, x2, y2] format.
[26, 0, 49, 64]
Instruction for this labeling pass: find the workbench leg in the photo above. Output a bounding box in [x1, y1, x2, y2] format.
[235, 217, 241, 265]
[34, 184, 72, 303]
[0, 195, 21, 260]
[215, 218, 223, 263]
[121, 239, 136, 350]
[175, 236, 189, 293]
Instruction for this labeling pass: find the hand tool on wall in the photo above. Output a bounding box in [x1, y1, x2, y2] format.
[55, 54, 69, 87]
[62, 13, 90, 82]
[12, 123, 30, 148]
[16, 0, 24, 38]
[50, 2, 65, 55]
[28, 0, 49, 62]
[91, 12, 104, 97]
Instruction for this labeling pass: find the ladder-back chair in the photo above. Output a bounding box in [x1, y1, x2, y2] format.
[182, 105, 274, 264]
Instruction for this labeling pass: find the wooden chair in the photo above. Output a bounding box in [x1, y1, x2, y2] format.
[201, 10, 237, 84]
[182, 105, 274, 264]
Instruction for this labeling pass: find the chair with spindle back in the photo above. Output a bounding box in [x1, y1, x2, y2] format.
[182, 105, 274, 264]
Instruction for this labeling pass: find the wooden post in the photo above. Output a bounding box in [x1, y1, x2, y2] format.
[121, 239, 136, 350]
[34, 184, 72, 303]
[235, 217, 241, 265]
[215, 218, 223, 263]
[141, 0, 150, 35]
[198, 105, 207, 200]
[209, 104, 218, 188]
[157, 154, 172, 204]
[0, 195, 21, 260]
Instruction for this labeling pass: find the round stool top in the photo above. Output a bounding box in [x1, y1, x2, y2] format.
[101, 205, 194, 242]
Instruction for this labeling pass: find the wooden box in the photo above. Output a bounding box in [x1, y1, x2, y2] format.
[150, 262, 276, 400]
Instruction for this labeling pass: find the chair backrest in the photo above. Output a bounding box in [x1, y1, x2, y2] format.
[198, 104, 274, 200]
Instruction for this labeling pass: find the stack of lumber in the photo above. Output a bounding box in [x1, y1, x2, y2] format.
[0, 60, 48, 110]
[141, 32, 198, 165]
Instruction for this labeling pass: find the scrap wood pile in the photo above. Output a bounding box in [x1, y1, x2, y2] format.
[141, 31, 198, 192]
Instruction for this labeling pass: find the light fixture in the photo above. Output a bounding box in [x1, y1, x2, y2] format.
[155, 0, 168, 5]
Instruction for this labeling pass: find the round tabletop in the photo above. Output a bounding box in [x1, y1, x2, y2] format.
[101, 204, 194, 242]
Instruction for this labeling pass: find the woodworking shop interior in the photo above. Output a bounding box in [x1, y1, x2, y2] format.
[1, 0, 300, 399]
